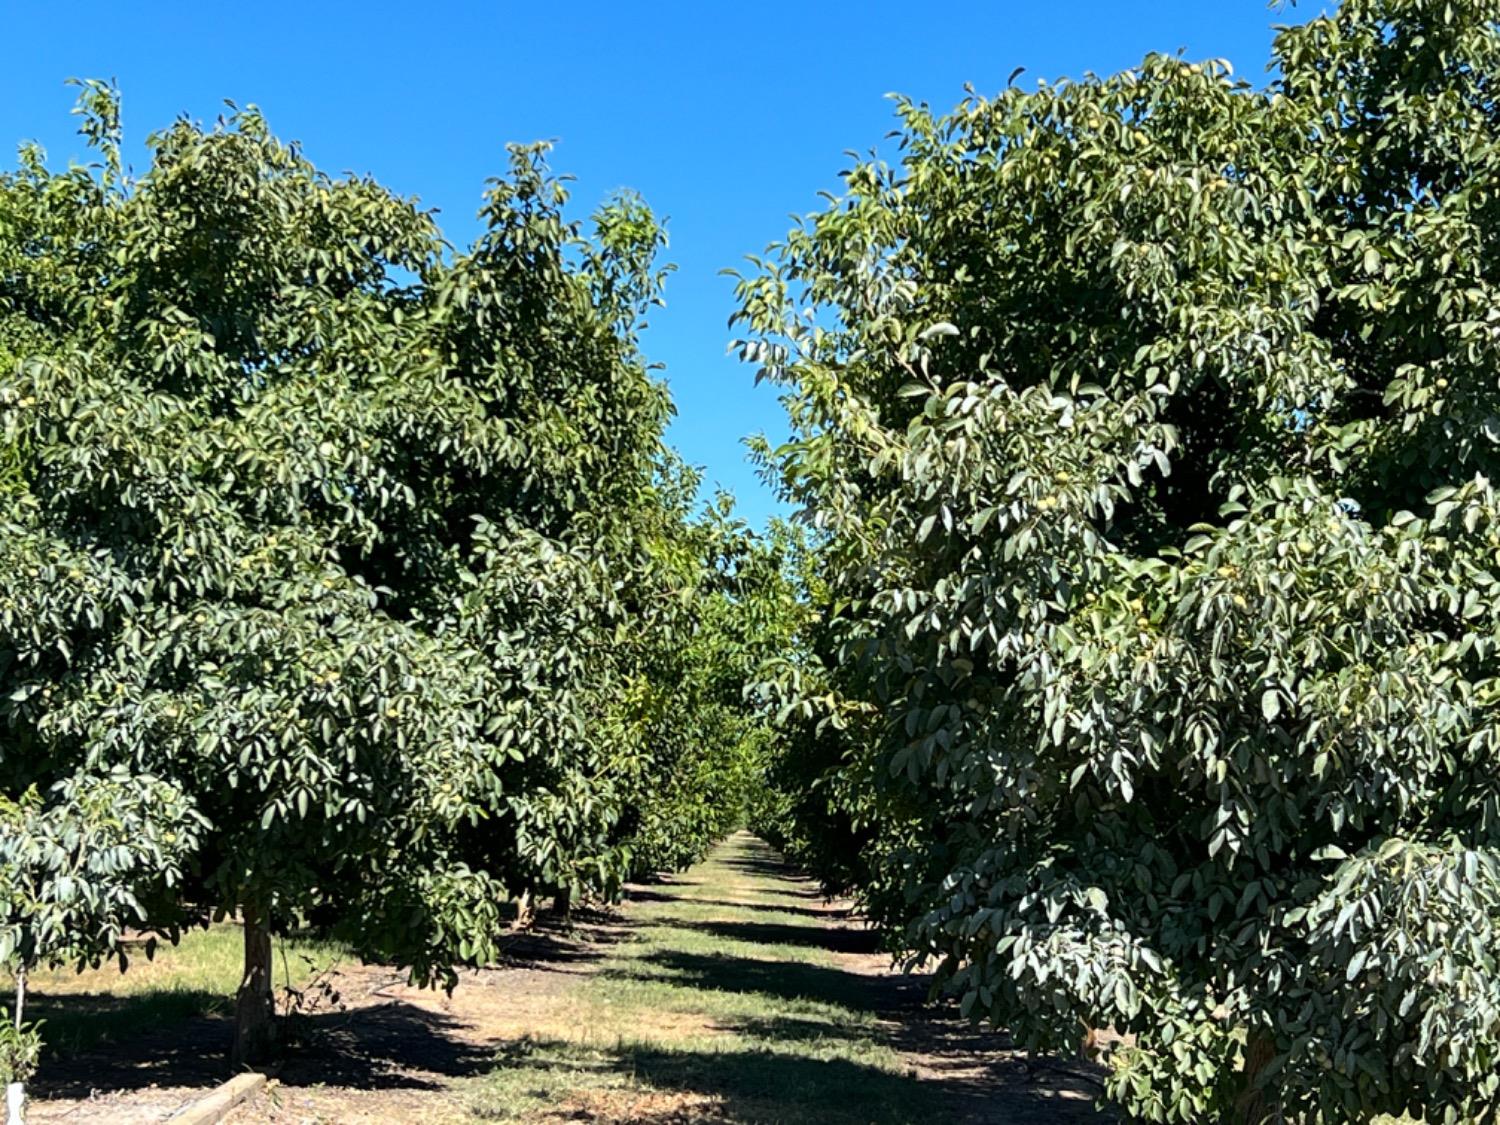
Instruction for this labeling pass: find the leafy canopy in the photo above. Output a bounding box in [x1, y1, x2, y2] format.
[0, 83, 754, 1008]
[738, 2, 1500, 1121]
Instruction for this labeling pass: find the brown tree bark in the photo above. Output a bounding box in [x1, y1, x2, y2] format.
[1077, 1020, 1101, 1061]
[1235, 1031, 1281, 1125]
[550, 887, 573, 921]
[231, 911, 276, 1068]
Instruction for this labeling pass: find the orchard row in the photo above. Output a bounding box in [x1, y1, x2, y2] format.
[9, 2, 1500, 1123]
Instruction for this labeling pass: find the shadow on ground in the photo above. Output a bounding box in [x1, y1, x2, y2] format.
[487, 1036, 955, 1125]
[29, 913, 611, 1101]
[488, 952, 1105, 1125]
[31, 998, 497, 1100]
[27, 994, 232, 1099]
[495, 911, 624, 972]
[589, 840, 1108, 1122]
[626, 888, 840, 918]
[668, 917, 883, 955]
[607, 948, 882, 1011]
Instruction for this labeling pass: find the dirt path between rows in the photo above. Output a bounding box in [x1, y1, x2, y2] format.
[29, 834, 1107, 1123]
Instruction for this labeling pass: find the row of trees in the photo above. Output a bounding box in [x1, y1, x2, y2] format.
[0, 85, 783, 1074]
[8, 2, 1500, 1121]
[744, 1, 1500, 1122]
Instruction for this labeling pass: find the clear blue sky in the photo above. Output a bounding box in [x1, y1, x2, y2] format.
[1, 1, 1301, 528]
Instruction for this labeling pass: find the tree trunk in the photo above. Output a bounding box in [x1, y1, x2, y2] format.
[1235, 1031, 1280, 1125]
[7, 967, 25, 1125]
[1077, 1020, 1101, 1062]
[550, 887, 573, 921]
[231, 911, 276, 1068]
[513, 889, 535, 931]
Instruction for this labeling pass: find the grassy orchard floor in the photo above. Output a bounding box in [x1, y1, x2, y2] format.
[453, 834, 1104, 1123]
[25, 834, 1106, 1124]
[6, 927, 344, 1059]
